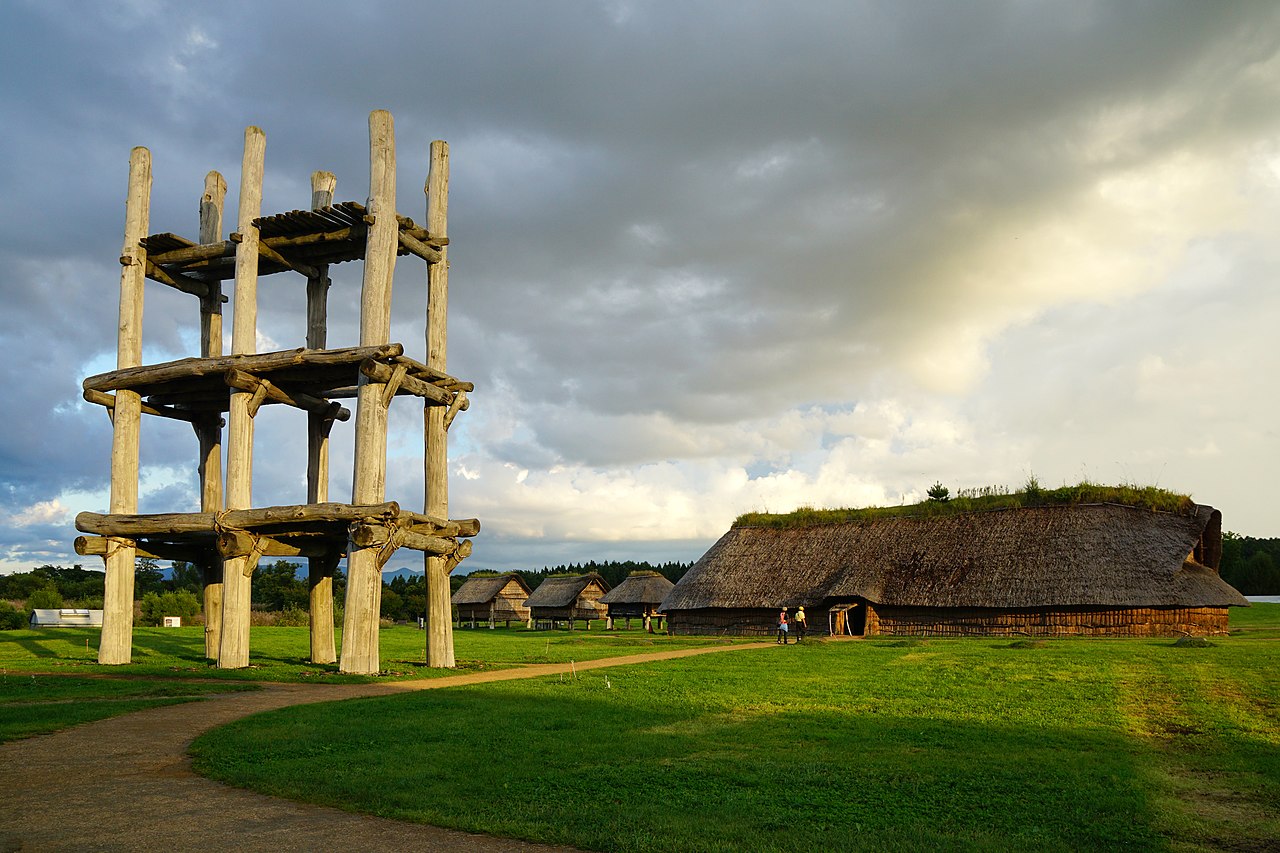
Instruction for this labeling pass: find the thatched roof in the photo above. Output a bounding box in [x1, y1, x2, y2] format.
[661, 503, 1247, 611]
[524, 573, 609, 608]
[451, 573, 530, 606]
[600, 571, 675, 605]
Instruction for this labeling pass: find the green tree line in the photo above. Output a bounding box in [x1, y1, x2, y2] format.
[1220, 533, 1280, 595]
[503, 559, 691, 595]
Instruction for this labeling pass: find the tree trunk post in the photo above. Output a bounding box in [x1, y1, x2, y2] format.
[99, 146, 151, 665]
[341, 110, 397, 675]
[424, 139, 455, 668]
[197, 170, 226, 661]
[305, 170, 338, 665]
[308, 552, 339, 664]
[218, 126, 265, 669]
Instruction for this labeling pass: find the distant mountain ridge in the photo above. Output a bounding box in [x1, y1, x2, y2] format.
[383, 566, 425, 581]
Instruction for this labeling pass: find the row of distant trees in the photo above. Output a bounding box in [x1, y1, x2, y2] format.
[0, 557, 694, 628]
[1220, 534, 1280, 595]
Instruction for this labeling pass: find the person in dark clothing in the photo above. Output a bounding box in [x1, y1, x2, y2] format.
[794, 606, 808, 642]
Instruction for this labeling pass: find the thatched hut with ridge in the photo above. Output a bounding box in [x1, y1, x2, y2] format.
[524, 573, 610, 630]
[661, 501, 1247, 638]
[599, 570, 675, 631]
[451, 572, 532, 629]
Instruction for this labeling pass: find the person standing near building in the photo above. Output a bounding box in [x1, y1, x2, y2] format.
[795, 606, 808, 642]
[777, 608, 789, 644]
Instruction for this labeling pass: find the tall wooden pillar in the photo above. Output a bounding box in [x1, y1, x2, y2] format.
[99, 147, 151, 665]
[196, 170, 226, 661]
[425, 140, 455, 668]
[218, 127, 265, 669]
[340, 110, 398, 674]
[306, 170, 338, 665]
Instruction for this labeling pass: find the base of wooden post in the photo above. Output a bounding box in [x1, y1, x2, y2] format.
[425, 555, 455, 667]
[218, 554, 253, 669]
[98, 546, 136, 665]
[308, 557, 337, 665]
[340, 548, 382, 674]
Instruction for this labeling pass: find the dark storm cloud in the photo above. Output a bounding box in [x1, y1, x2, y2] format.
[2, 0, 1279, 570]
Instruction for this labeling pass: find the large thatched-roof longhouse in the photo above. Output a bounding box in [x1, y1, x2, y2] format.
[660, 503, 1248, 638]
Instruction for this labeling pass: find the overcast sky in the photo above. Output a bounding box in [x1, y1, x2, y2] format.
[2, 0, 1278, 576]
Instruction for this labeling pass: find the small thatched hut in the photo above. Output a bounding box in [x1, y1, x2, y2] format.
[524, 573, 610, 630]
[451, 573, 532, 628]
[661, 503, 1247, 638]
[599, 570, 675, 631]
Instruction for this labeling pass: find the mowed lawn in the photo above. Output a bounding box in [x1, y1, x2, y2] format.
[0, 622, 746, 682]
[0, 623, 749, 739]
[189, 604, 1280, 853]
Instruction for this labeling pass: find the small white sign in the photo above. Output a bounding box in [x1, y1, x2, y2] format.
[162, 616, 182, 628]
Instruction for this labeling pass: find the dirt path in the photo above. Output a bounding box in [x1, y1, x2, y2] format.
[0, 643, 771, 852]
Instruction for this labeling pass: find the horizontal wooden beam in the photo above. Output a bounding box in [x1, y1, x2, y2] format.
[82, 389, 212, 425]
[359, 359, 453, 406]
[147, 240, 234, 266]
[402, 516, 480, 538]
[349, 522, 458, 556]
[84, 344, 404, 393]
[398, 230, 441, 264]
[391, 354, 474, 392]
[74, 535, 210, 564]
[265, 227, 362, 250]
[76, 501, 401, 537]
[217, 529, 343, 559]
[256, 238, 321, 279]
[145, 259, 226, 301]
[397, 218, 449, 246]
[224, 369, 351, 421]
[147, 224, 446, 271]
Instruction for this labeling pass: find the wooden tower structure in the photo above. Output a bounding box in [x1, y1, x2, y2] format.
[74, 111, 476, 674]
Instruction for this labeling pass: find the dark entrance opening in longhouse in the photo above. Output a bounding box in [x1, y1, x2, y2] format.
[829, 602, 866, 637]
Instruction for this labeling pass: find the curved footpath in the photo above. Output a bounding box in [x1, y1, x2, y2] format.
[0, 642, 771, 852]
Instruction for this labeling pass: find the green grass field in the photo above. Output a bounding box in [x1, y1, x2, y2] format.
[0, 674, 257, 743]
[0, 622, 746, 682]
[184, 604, 1280, 852]
[0, 623, 746, 741]
[5, 608, 1277, 850]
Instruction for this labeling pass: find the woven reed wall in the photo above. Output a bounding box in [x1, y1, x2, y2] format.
[868, 605, 1231, 637]
[668, 608, 832, 636]
[607, 603, 659, 618]
[669, 605, 1231, 638]
[530, 602, 608, 621]
[494, 585, 531, 621]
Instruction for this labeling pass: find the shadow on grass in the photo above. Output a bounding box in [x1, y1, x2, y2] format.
[192, 685, 1170, 852]
[1, 625, 97, 655]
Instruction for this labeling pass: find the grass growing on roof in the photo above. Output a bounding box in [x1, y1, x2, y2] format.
[191, 604, 1280, 852]
[736, 481, 1196, 528]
